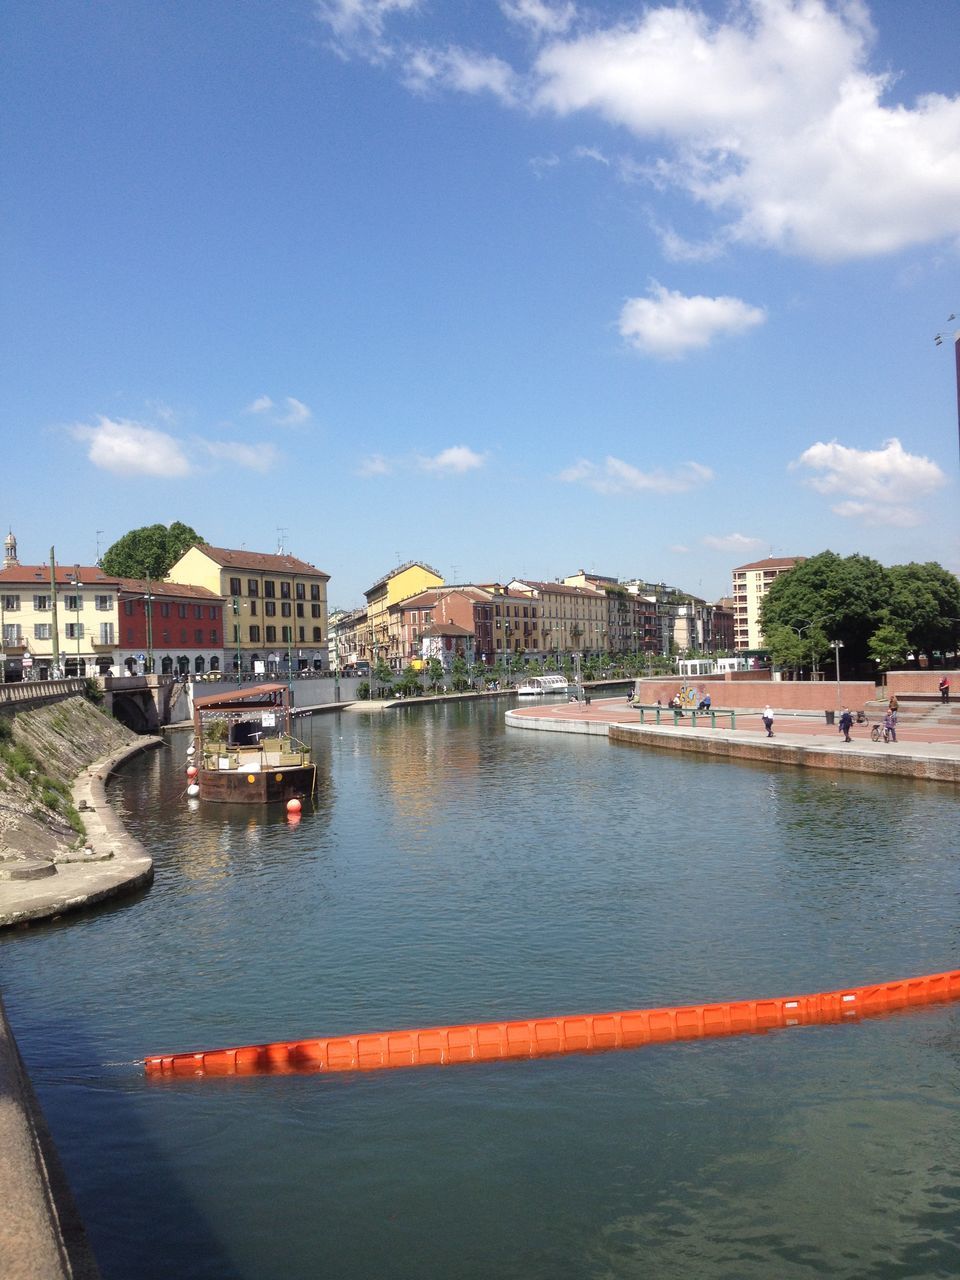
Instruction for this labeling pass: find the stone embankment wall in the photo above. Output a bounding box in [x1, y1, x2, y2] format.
[0, 696, 137, 874]
[633, 678, 876, 711]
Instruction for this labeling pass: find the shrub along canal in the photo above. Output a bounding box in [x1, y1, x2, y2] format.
[1, 698, 958, 1279]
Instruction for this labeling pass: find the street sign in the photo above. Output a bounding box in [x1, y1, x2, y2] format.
[136, 652, 146, 662]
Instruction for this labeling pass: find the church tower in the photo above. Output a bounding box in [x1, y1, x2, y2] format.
[3, 529, 18, 569]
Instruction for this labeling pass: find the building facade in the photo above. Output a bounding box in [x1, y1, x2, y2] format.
[362, 561, 444, 672]
[731, 557, 803, 651]
[509, 580, 606, 659]
[116, 579, 224, 676]
[167, 545, 330, 675]
[0, 555, 120, 680]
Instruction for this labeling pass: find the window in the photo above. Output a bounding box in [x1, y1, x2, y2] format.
[280, 582, 291, 599]
[229, 577, 241, 596]
[312, 627, 322, 642]
[310, 585, 320, 601]
[194, 605, 202, 619]
[194, 629, 203, 643]
[298, 627, 305, 641]
[33, 594, 51, 611]
[99, 623, 115, 645]
[95, 594, 111, 611]
[210, 630, 218, 644]
[65, 594, 83, 611]
[264, 600, 276, 616]
[281, 602, 291, 618]
[2, 594, 19, 611]
[2, 623, 22, 643]
[250, 600, 258, 616]
[160, 602, 170, 617]
[296, 603, 304, 618]
[264, 580, 276, 598]
[282, 626, 292, 643]
[178, 604, 187, 619]
[180, 630, 187, 644]
[34, 623, 52, 640]
[247, 579, 259, 596]
[208, 606, 217, 620]
[65, 623, 84, 639]
[311, 604, 321, 618]
[265, 626, 277, 643]
[162, 631, 170, 644]
[126, 628, 135, 644]
[249, 625, 261, 642]
[295, 583, 305, 600]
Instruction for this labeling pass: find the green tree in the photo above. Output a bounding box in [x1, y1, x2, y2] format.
[450, 654, 470, 691]
[373, 659, 394, 697]
[760, 551, 890, 668]
[886, 562, 960, 663]
[101, 521, 202, 579]
[425, 657, 444, 691]
[867, 623, 910, 674]
[469, 659, 488, 689]
[395, 665, 424, 697]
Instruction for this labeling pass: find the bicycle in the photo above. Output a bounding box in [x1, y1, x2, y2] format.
[870, 723, 891, 743]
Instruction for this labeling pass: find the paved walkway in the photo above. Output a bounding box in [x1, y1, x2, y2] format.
[508, 697, 960, 780]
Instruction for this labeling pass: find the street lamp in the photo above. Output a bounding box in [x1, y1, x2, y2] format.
[831, 639, 844, 707]
[504, 621, 512, 686]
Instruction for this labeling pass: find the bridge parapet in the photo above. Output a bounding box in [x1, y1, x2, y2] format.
[0, 679, 87, 711]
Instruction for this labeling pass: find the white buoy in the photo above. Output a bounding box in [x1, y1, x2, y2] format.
[187, 783, 200, 797]
[186, 744, 196, 757]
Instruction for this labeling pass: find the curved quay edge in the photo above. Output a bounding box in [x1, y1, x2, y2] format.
[0, 737, 161, 931]
[144, 968, 960, 1078]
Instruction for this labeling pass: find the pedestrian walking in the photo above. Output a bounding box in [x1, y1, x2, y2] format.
[838, 707, 854, 742]
[939, 676, 950, 704]
[762, 704, 774, 737]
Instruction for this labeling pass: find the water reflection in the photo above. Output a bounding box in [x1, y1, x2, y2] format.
[1, 701, 958, 1280]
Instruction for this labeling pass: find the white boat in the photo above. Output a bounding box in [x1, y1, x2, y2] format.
[516, 674, 570, 696]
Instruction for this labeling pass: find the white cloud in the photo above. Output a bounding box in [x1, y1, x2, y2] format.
[530, 152, 560, 178]
[403, 45, 520, 105]
[71, 417, 192, 477]
[532, 0, 960, 261]
[558, 455, 713, 495]
[358, 452, 392, 476]
[204, 441, 280, 473]
[791, 437, 948, 526]
[572, 144, 609, 166]
[318, 0, 960, 263]
[245, 394, 312, 425]
[418, 445, 486, 474]
[279, 397, 312, 425]
[500, 0, 576, 38]
[702, 532, 765, 552]
[619, 281, 766, 358]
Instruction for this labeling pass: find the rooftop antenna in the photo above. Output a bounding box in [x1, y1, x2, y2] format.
[277, 527, 288, 555]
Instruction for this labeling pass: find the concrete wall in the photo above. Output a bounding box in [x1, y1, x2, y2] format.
[634, 678, 877, 711]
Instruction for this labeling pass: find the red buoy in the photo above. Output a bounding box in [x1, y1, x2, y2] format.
[186, 765, 198, 779]
[286, 798, 302, 814]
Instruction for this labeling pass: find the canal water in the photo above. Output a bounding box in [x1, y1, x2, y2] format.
[1, 698, 959, 1279]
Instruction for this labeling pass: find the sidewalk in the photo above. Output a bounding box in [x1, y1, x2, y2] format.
[507, 697, 960, 783]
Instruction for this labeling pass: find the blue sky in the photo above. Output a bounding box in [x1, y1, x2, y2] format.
[4, 0, 959, 607]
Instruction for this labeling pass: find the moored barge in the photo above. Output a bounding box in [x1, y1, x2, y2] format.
[193, 683, 317, 804]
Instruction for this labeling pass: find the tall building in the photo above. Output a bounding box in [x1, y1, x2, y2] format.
[731, 556, 803, 651]
[167, 544, 330, 675]
[362, 561, 444, 671]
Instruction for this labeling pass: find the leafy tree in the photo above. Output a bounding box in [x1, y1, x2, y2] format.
[760, 551, 890, 668]
[373, 659, 394, 697]
[868, 623, 910, 674]
[101, 521, 202, 580]
[886, 562, 960, 663]
[469, 659, 488, 689]
[395, 665, 424, 697]
[450, 654, 470, 691]
[425, 657, 444, 691]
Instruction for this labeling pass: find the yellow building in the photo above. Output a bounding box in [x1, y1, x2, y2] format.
[167, 544, 330, 676]
[362, 561, 444, 671]
[0, 550, 120, 680]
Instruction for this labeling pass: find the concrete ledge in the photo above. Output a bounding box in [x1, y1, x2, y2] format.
[504, 710, 612, 737]
[0, 738, 160, 930]
[608, 724, 960, 784]
[0, 993, 100, 1278]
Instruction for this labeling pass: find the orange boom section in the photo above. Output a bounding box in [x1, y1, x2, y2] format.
[143, 968, 960, 1078]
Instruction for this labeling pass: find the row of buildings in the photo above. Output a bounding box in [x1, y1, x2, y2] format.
[0, 526, 800, 681]
[328, 557, 801, 675]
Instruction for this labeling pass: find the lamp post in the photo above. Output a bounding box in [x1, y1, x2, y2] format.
[831, 639, 844, 708]
[232, 596, 242, 685]
[74, 569, 83, 676]
[504, 621, 512, 687]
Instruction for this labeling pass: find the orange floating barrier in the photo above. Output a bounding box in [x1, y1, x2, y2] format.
[143, 967, 960, 1078]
